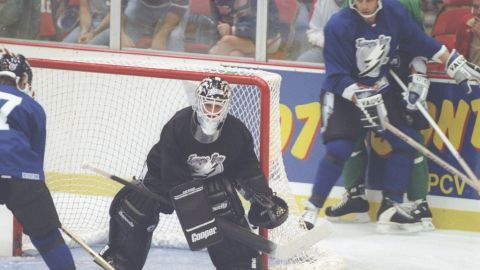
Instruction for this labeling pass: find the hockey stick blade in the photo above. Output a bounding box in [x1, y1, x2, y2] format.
[271, 218, 333, 260]
[216, 217, 332, 260]
[83, 163, 332, 259]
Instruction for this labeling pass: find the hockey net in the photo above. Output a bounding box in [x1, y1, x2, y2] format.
[21, 57, 344, 269]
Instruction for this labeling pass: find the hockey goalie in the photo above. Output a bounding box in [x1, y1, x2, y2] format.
[98, 76, 289, 270]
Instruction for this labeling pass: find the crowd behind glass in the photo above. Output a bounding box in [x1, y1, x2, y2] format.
[0, 0, 469, 64]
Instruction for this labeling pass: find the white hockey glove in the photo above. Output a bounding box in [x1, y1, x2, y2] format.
[353, 89, 389, 133]
[404, 73, 430, 111]
[446, 49, 480, 94]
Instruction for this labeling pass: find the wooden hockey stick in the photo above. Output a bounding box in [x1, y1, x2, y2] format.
[60, 227, 115, 270]
[389, 70, 480, 190]
[384, 122, 480, 193]
[82, 163, 332, 260]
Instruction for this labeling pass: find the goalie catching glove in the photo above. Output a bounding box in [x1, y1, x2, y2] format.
[446, 49, 480, 94]
[248, 194, 288, 229]
[404, 73, 429, 111]
[237, 174, 289, 229]
[353, 88, 389, 133]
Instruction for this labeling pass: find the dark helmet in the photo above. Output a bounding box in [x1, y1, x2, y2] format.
[0, 51, 33, 95]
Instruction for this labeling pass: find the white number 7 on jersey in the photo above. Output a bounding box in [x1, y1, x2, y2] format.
[0, 92, 22, 130]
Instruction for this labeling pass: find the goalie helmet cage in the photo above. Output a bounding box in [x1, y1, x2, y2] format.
[17, 57, 344, 270]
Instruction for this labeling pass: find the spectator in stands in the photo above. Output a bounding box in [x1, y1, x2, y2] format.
[121, 0, 189, 51]
[459, 0, 480, 65]
[62, 0, 113, 45]
[208, 0, 282, 57]
[296, 0, 344, 63]
[0, 0, 40, 40]
[289, 0, 311, 60]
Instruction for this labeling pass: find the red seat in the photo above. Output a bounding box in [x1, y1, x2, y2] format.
[435, 34, 457, 51]
[432, 8, 471, 37]
[442, 0, 472, 6]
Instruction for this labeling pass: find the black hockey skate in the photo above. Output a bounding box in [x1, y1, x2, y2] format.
[325, 184, 370, 223]
[98, 245, 132, 270]
[376, 197, 423, 234]
[402, 199, 435, 231]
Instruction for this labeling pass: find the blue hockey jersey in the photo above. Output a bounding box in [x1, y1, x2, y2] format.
[0, 84, 46, 181]
[322, 0, 443, 96]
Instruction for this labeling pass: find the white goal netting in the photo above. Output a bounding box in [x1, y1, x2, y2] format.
[22, 57, 345, 269]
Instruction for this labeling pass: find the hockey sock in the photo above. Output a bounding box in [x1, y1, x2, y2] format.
[407, 137, 429, 201]
[382, 127, 417, 201]
[311, 139, 354, 208]
[29, 228, 75, 270]
[342, 138, 367, 190]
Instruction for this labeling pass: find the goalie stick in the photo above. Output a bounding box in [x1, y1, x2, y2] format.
[389, 70, 480, 192]
[82, 163, 332, 260]
[60, 227, 115, 270]
[384, 122, 480, 193]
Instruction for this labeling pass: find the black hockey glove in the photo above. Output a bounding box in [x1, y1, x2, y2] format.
[446, 50, 480, 94]
[247, 194, 288, 229]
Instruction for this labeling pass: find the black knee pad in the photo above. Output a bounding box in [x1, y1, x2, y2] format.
[107, 187, 160, 269]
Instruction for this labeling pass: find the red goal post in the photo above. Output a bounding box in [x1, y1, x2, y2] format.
[13, 57, 343, 270]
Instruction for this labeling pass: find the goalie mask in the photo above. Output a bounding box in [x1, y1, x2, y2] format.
[349, 0, 383, 20]
[0, 51, 34, 97]
[192, 76, 232, 143]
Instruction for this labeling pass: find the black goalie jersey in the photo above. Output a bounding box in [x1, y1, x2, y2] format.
[143, 106, 264, 211]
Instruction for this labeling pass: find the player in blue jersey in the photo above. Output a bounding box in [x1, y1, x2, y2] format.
[0, 49, 76, 269]
[301, 0, 480, 233]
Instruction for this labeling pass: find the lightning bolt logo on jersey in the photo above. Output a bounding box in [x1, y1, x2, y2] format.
[356, 35, 391, 77]
[187, 153, 226, 179]
[321, 0, 443, 97]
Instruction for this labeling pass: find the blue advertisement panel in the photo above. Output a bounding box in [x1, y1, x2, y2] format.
[275, 68, 480, 200]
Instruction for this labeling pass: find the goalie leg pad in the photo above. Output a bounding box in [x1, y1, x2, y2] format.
[203, 175, 261, 269]
[105, 186, 160, 270]
[208, 239, 261, 269]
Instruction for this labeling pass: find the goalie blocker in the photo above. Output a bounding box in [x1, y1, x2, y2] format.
[170, 179, 223, 250]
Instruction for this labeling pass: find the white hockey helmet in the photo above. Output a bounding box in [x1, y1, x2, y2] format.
[349, 0, 383, 20]
[0, 50, 34, 97]
[192, 76, 232, 143]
